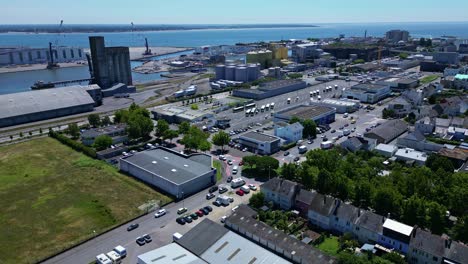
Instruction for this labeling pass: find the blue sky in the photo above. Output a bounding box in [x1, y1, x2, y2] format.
[1, 0, 467, 24]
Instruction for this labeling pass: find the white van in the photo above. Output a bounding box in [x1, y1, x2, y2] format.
[240, 185, 251, 194]
[113, 245, 127, 258]
[231, 178, 245, 188]
[96, 254, 112, 264]
[106, 251, 122, 264]
[232, 166, 238, 174]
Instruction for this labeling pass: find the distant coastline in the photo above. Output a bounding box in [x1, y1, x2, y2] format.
[0, 24, 319, 34]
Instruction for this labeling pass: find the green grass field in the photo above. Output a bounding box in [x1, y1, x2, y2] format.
[0, 138, 171, 264]
[213, 160, 223, 181]
[316, 236, 340, 256]
[420, 75, 439, 84]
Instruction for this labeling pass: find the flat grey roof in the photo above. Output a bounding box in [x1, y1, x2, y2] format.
[176, 219, 229, 256]
[121, 147, 212, 185]
[277, 104, 335, 120]
[137, 243, 206, 264]
[240, 131, 280, 143]
[81, 124, 126, 138]
[259, 79, 306, 90]
[0, 86, 95, 120]
[352, 83, 388, 91]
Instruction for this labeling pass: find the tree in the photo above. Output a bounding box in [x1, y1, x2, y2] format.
[256, 156, 279, 176]
[426, 154, 454, 172]
[382, 252, 406, 264]
[199, 140, 212, 152]
[155, 119, 170, 139]
[212, 131, 230, 152]
[93, 135, 112, 150]
[190, 104, 199, 110]
[178, 121, 190, 135]
[427, 202, 446, 235]
[373, 187, 402, 217]
[302, 119, 317, 139]
[419, 38, 426, 47]
[289, 116, 301, 124]
[88, 114, 101, 127]
[67, 123, 80, 139]
[9, 135, 13, 141]
[181, 125, 210, 152]
[398, 53, 408, 60]
[114, 109, 129, 123]
[163, 130, 179, 143]
[101, 116, 112, 126]
[250, 192, 265, 209]
[428, 95, 437, 104]
[401, 195, 427, 227]
[127, 109, 153, 140]
[382, 108, 395, 119]
[353, 180, 373, 208]
[19, 132, 23, 138]
[39, 128, 43, 135]
[242, 156, 258, 168]
[453, 215, 468, 243]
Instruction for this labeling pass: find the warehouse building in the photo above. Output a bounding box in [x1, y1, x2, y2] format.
[364, 119, 408, 144]
[0, 86, 97, 128]
[81, 124, 127, 146]
[274, 104, 336, 125]
[0, 46, 85, 65]
[137, 243, 206, 264]
[232, 79, 307, 100]
[239, 131, 281, 155]
[377, 77, 420, 91]
[119, 147, 215, 199]
[151, 105, 214, 124]
[343, 83, 391, 104]
[319, 98, 360, 113]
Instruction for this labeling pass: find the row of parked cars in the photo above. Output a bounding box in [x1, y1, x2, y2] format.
[96, 245, 127, 264]
[176, 206, 213, 225]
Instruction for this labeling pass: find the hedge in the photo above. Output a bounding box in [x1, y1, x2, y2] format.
[49, 131, 97, 158]
[281, 142, 297, 151]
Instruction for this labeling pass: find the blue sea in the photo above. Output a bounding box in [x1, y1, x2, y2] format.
[1, 22, 468, 48]
[1, 22, 468, 95]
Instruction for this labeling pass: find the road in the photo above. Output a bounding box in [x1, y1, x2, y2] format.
[42, 156, 258, 264]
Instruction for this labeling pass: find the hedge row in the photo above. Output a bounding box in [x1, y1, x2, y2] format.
[49, 131, 97, 158]
[281, 142, 297, 151]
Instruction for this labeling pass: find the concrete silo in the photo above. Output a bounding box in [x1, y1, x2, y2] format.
[235, 66, 248, 82]
[215, 65, 226, 80]
[247, 64, 259, 81]
[225, 65, 236, 81]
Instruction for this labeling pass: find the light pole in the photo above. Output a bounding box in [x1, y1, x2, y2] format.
[181, 191, 185, 209]
[268, 165, 271, 180]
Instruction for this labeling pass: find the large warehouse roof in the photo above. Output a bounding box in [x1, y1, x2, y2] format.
[0, 86, 95, 119]
[277, 104, 335, 120]
[121, 147, 213, 185]
[137, 243, 206, 264]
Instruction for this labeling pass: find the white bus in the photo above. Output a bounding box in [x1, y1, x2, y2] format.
[287, 98, 291, 104]
[270, 102, 275, 109]
[266, 104, 270, 110]
[231, 178, 246, 188]
[261, 105, 265, 112]
[245, 109, 251, 117]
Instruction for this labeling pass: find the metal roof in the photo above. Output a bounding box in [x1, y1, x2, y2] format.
[0, 86, 95, 120]
[277, 104, 335, 120]
[81, 124, 127, 138]
[383, 219, 414, 237]
[240, 131, 281, 143]
[121, 147, 212, 185]
[176, 219, 228, 256]
[137, 243, 206, 264]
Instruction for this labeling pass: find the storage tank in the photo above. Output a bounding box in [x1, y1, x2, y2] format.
[215, 65, 225, 80]
[246, 51, 258, 65]
[225, 65, 236, 81]
[247, 64, 259, 81]
[235, 66, 248, 82]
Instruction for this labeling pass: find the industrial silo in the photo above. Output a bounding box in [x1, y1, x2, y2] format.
[246, 51, 258, 64]
[215, 65, 226, 80]
[247, 64, 259, 81]
[235, 66, 248, 82]
[225, 65, 236, 81]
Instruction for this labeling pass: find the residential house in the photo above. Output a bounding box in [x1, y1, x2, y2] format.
[386, 98, 413, 118]
[379, 219, 414, 254]
[375, 144, 398, 157]
[341, 136, 377, 152]
[274, 121, 304, 144]
[397, 131, 443, 152]
[353, 210, 384, 244]
[294, 189, 317, 217]
[394, 148, 428, 166]
[330, 202, 360, 235]
[408, 228, 446, 264]
[447, 126, 468, 140]
[438, 147, 468, 168]
[261, 178, 300, 210]
[443, 239, 468, 264]
[307, 193, 337, 231]
[437, 96, 468, 116]
[415, 117, 435, 135]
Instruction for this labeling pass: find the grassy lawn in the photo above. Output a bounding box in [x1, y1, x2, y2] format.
[316, 236, 340, 256]
[420, 74, 439, 84]
[213, 160, 223, 181]
[0, 138, 171, 264]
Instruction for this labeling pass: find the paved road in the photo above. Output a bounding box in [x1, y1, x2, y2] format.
[43, 155, 259, 264]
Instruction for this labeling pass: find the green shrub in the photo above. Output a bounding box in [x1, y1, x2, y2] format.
[281, 142, 297, 151]
[49, 131, 97, 158]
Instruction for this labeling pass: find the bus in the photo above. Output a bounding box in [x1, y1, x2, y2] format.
[245, 109, 251, 117]
[233, 106, 244, 113]
[245, 103, 256, 110]
[266, 104, 270, 110]
[261, 105, 265, 112]
[270, 102, 275, 109]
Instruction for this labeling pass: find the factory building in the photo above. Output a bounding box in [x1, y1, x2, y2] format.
[343, 83, 391, 104]
[274, 104, 336, 125]
[232, 79, 307, 100]
[377, 77, 420, 91]
[89, 36, 132, 89]
[214, 63, 259, 82]
[246, 50, 273, 69]
[385, 30, 409, 43]
[0, 46, 85, 65]
[0, 86, 98, 128]
[239, 132, 281, 155]
[291, 43, 322, 63]
[119, 147, 216, 199]
[151, 105, 214, 124]
[319, 99, 360, 113]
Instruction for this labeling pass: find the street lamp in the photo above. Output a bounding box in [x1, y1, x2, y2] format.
[181, 191, 185, 209]
[268, 165, 271, 180]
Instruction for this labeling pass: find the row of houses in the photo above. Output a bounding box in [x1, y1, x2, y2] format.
[260, 178, 468, 264]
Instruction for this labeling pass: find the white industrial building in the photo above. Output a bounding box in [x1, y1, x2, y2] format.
[119, 147, 216, 199]
[319, 98, 360, 113]
[394, 148, 428, 165]
[274, 122, 304, 143]
[0, 46, 85, 65]
[137, 243, 205, 264]
[343, 83, 391, 104]
[239, 131, 281, 155]
[375, 144, 398, 157]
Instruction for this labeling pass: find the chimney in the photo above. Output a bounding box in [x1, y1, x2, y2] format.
[358, 210, 361, 217]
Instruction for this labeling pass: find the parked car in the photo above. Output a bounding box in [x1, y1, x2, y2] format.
[204, 205, 213, 212]
[184, 215, 193, 223]
[154, 209, 166, 218]
[227, 160, 233, 165]
[248, 184, 257, 191]
[283, 151, 290, 156]
[143, 234, 152, 243]
[136, 236, 146, 246]
[176, 217, 186, 225]
[206, 193, 215, 200]
[227, 176, 233, 183]
[219, 186, 228, 194]
[239, 161, 244, 166]
[199, 208, 209, 215]
[127, 223, 139, 231]
[294, 156, 300, 162]
[190, 213, 199, 220]
[177, 208, 188, 215]
[236, 190, 245, 196]
[196, 210, 204, 217]
[212, 200, 222, 207]
[209, 186, 219, 193]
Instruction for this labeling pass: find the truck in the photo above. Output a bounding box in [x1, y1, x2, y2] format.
[113, 245, 127, 258]
[298, 145, 308, 154]
[266, 104, 270, 110]
[173, 232, 183, 241]
[320, 141, 334, 149]
[216, 195, 231, 206]
[287, 98, 291, 104]
[231, 178, 245, 188]
[106, 251, 122, 264]
[96, 254, 112, 264]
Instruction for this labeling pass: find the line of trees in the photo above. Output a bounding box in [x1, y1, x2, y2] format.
[278, 148, 468, 241]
